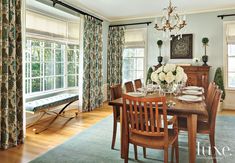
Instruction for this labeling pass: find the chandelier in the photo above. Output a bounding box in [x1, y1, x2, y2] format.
[154, 0, 187, 40]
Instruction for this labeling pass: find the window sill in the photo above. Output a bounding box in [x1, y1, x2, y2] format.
[25, 87, 79, 102]
[225, 88, 235, 92]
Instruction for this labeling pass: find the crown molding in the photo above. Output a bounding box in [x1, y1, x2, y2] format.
[110, 6, 235, 22]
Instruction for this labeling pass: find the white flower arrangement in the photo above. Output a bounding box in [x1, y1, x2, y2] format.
[151, 64, 188, 85]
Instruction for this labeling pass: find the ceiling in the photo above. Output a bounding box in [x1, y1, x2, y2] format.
[64, 0, 235, 21]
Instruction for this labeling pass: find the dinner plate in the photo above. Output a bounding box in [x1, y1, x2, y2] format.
[182, 90, 203, 95]
[184, 86, 203, 91]
[178, 95, 202, 102]
[127, 92, 145, 97]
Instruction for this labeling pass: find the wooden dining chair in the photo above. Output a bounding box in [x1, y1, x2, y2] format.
[110, 84, 122, 149]
[134, 79, 142, 90]
[178, 88, 222, 163]
[124, 81, 135, 93]
[206, 82, 217, 110]
[123, 94, 179, 163]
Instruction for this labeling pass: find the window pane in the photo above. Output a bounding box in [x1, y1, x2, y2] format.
[123, 58, 135, 71]
[44, 48, 53, 61]
[56, 50, 64, 62]
[44, 77, 54, 91]
[67, 63, 75, 74]
[76, 50, 79, 62]
[31, 63, 41, 77]
[68, 75, 76, 87]
[44, 42, 52, 48]
[32, 40, 40, 47]
[228, 44, 235, 57]
[228, 73, 235, 88]
[136, 71, 144, 79]
[55, 43, 62, 49]
[55, 63, 64, 75]
[137, 58, 144, 70]
[228, 57, 235, 72]
[56, 76, 64, 88]
[31, 78, 41, 92]
[25, 50, 30, 62]
[67, 50, 75, 62]
[31, 48, 41, 62]
[44, 63, 54, 76]
[136, 48, 144, 57]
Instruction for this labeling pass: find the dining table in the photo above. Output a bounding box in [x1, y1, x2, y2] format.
[108, 93, 208, 163]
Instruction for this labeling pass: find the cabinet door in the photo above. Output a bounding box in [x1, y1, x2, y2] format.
[187, 73, 198, 86]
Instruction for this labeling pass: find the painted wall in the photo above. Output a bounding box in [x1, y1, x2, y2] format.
[110, 9, 235, 109]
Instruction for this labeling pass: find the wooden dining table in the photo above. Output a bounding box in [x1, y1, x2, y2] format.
[108, 94, 208, 163]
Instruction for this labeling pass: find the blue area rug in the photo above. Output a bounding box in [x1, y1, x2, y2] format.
[30, 116, 235, 163]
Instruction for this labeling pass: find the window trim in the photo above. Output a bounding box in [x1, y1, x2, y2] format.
[223, 21, 235, 91]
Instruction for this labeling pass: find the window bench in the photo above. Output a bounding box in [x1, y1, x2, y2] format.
[26, 93, 79, 134]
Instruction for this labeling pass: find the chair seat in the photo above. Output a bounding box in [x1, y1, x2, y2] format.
[129, 129, 177, 149]
[178, 117, 210, 134]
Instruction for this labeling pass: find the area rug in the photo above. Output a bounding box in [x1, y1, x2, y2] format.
[30, 116, 235, 163]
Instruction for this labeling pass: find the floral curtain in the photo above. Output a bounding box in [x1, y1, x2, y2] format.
[107, 26, 125, 100]
[82, 15, 103, 112]
[0, 0, 24, 149]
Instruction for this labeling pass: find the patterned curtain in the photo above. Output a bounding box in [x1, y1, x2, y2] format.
[0, 0, 24, 149]
[82, 15, 103, 112]
[107, 26, 125, 100]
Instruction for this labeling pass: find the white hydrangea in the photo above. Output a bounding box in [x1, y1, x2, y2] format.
[183, 73, 188, 83]
[165, 71, 175, 84]
[176, 66, 184, 73]
[175, 72, 183, 83]
[164, 64, 176, 73]
[158, 72, 166, 81]
[151, 71, 159, 83]
[156, 66, 163, 73]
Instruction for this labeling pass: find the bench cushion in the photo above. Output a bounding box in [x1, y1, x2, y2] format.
[26, 93, 78, 112]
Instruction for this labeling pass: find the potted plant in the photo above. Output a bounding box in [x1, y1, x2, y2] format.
[157, 40, 163, 66]
[146, 67, 154, 84]
[202, 37, 209, 66]
[214, 67, 226, 112]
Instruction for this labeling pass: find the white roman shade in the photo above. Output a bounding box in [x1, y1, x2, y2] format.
[125, 28, 146, 48]
[26, 10, 80, 43]
[226, 23, 235, 44]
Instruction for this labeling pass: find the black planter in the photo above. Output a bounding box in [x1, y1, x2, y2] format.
[158, 56, 163, 66]
[202, 55, 208, 66]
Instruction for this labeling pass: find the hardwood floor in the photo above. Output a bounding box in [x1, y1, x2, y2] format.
[0, 103, 234, 163]
[0, 103, 112, 163]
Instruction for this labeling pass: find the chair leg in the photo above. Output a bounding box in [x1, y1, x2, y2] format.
[134, 145, 138, 160]
[209, 133, 217, 163]
[175, 138, 179, 163]
[143, 147, 147, 158]
[124, 144, 129, 163]
[111, 108, 117, 149]
[164, 147, 168, 163]
[171, 146, 174, 163]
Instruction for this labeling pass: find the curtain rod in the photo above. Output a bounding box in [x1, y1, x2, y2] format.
[109, 22, 152, 27]
[217, 14, 235, 20]
[50, 0, 103, 22]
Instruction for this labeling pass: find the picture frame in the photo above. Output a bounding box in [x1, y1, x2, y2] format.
[170, 34, 193, 59]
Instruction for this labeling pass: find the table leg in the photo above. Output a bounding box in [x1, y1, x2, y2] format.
[120, 106, 124, 159]
[187, 114, 197, 163]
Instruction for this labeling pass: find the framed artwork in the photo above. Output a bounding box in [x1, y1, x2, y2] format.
[170, 34, 193, 59]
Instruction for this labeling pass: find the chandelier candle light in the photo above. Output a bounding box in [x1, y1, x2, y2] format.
[154, 0, 187, 40]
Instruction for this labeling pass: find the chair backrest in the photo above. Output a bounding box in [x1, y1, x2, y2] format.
[209, 89, 222, 131]
[122, 94, 169, 138]
[110, 84, 122, 100]
[134, 79, 142, 90]
[206, 82, 217, 112]
[125, 81, 135, 93]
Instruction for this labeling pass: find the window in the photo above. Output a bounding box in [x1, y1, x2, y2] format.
[122, 28, 146, 84]
[226, 23, 235, 88]
[123, 48, 144, 83]
[228, 44, 235, 88]
[25, 11, 80, 95]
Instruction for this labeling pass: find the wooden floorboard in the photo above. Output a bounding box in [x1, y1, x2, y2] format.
[0, 103, 112, 163]
[0, 103, 234, 163]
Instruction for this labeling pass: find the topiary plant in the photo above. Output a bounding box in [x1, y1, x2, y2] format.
[146, 67, 154, 84]
[214, 67, 225, 100]
[157, 40, 163, 47]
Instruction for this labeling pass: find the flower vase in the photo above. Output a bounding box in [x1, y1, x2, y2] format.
[160, 83, 174, 94]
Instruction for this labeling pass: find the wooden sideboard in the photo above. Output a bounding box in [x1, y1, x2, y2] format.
[181, 66, 211, 94]
[154, 65, 211, 94]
